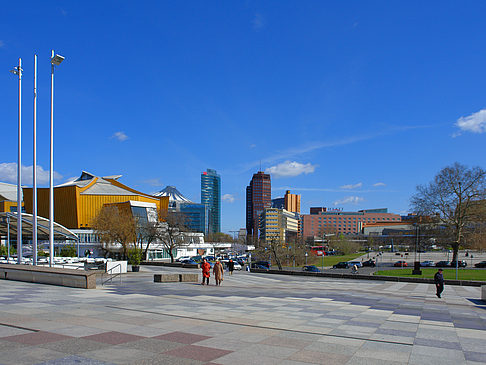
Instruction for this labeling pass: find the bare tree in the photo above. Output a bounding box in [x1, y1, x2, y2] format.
[411, 162, 486, 262]
[158, 212, 190, 263]
[137, 219, 162, 261]
[328, 234, 360, 255]
[92, 205, 137, 259]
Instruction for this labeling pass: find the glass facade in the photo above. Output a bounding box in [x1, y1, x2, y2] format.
[201, 169, 221, 233]
[179, 203, 210, 235]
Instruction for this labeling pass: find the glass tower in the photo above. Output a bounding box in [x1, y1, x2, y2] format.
[201, 169, 221, 233]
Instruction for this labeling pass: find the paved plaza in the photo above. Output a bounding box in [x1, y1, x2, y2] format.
[0, 267, 484, 365]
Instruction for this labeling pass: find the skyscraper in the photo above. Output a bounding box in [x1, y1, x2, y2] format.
[246, 171, 271, 242]
[201, 169, 221, 233]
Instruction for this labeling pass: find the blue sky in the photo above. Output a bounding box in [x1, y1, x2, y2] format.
[1, 1, 486, 233]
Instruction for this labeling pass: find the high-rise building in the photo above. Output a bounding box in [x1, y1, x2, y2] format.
[246, 171, 271, 241]
[201, 169, 221, 233]
[284, 190, 301, 213]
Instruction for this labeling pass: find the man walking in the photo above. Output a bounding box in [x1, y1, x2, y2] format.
[434, 268, 444, 298]
[228, 259, 235, 275]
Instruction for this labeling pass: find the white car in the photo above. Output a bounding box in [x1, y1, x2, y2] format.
[222, 260, 242, 270]
[420, 261, 435, 267]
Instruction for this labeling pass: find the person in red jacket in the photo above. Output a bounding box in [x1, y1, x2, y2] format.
[201, 259, 211, 285]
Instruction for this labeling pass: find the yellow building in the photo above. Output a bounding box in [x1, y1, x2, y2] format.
[0, 182, 23, 213]
[259, 208, 300, 244]
[23, 171, 168, 229]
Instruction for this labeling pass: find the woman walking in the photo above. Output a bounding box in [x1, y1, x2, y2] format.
[213, 260, 224, 286]
[201, 259, 211, 285]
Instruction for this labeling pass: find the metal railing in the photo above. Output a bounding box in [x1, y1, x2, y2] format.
[102, 263, 122, 286]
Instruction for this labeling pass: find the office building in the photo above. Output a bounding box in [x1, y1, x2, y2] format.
[246, 171, 271, 241]
[154, 185, 209, 235]
[302, 207, 401, 238]
[201, 169, 221, 233]
[259, 208, 299, 244]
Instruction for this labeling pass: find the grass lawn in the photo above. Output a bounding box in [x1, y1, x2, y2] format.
[374, 268, 486, 281]
[306, 253, 363, 268]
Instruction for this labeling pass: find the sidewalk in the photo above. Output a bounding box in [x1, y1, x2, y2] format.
[0, 268, 484, 364]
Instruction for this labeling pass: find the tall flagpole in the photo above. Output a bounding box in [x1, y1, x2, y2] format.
[33, 55, 38, 265]
[49, 50, 54, 266]
[15, 58, 23, 264]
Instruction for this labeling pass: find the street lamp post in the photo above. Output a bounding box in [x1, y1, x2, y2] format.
[49, 50, 65, 267]
[10, 58, 22, 264]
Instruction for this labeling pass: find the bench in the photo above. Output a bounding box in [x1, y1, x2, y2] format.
[154, 273, 198, 283]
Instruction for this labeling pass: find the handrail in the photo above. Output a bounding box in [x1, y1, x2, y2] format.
[102, 263, 122, 286]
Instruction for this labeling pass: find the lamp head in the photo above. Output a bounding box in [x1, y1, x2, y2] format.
[9, 66, 21, 75]
[51, 54, 65, 66]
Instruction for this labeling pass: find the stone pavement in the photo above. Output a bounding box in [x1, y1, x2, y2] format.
[0, 267, 484, 364]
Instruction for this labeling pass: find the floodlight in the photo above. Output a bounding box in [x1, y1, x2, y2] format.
[51, 54, 65, 66]
[9, 66, 21, 75]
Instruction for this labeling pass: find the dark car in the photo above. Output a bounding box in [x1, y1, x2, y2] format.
[450, 260, 467, 268]
[251, 261, 271, 269]
[435, 261, 451, 267]
[333, 262, 350, 269]
[302, 265, 321, 273]
[474, 261, 486, 268]
[362, 259, 376, 267]
[180, 259, 199, 265]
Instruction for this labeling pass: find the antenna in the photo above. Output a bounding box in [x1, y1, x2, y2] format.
[260, 160, 262, 172]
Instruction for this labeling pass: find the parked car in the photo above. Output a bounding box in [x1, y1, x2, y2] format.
[251, 261, 271, 269]
[435, 261, 451, 267]
[180, 259, 198, 265]
[362, 259, 376, 267]
[348, 261, 363, 268]
[333, 262, 350, 269]
[302, 265, 321, 273]
[474, 261, 486, 268]
[450, 260, 467, 268]
[394, 261, 408, 267]
[420, 261, 435, 267]
[221, 260, 243, 270]
[176, 256, 190, 262]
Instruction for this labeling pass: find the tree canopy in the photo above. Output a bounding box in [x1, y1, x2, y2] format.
[410, 162, 486, 261]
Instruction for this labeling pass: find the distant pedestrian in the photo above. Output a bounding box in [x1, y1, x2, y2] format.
[201, 259, 211, 285]
[352, 264, 358, 274]
[434, 268, 444, 298]
[213, 260, 224, 286]
[228, 259, 235, 275]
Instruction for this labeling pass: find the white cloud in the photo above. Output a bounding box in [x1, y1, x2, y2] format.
[222, 194, 235, 203]
[112, 131, 128, 142]
[143, 178, 162, 187]
[249, 144, 256, 149]
[265, 161, 316, 178]
[252, 13, 264, 30]
[333, 196, 364, 206]
[373, 182, 386, 187]
[455, 109, 486, 135]
[0, 162, 62, 185]
[340, 182, 362, 189]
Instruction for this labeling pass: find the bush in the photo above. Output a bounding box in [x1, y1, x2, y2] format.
[59, 244, 77, 257]
[127, 247, 143, 266]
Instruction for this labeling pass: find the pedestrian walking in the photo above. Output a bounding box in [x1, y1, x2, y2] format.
[201, 259, 211, 285]
[352, 264, 358, 274]
[228, 259, 235, 275]
[213, 260, 224, 286]
[434, 268, 444, 298]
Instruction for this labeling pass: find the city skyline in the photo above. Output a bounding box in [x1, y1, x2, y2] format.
[1, 2, 485, 233]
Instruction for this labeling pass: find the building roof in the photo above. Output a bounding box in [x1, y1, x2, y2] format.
[0, 182, 20, 202]
[0, 212, 78, 240]
[153, 186, 192, 203]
